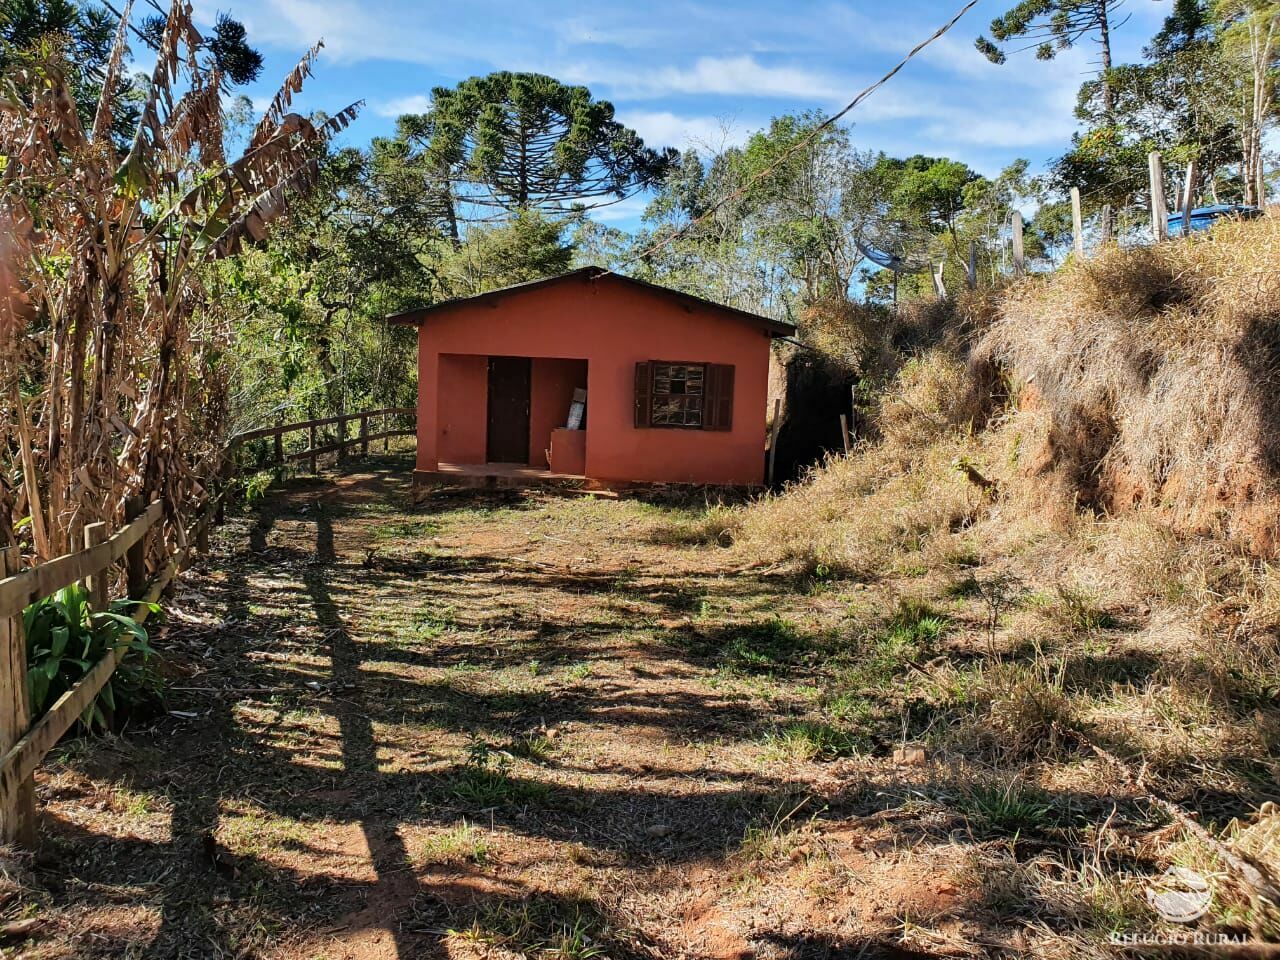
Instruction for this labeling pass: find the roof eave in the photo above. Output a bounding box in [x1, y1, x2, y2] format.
[383, 267, 795, 337]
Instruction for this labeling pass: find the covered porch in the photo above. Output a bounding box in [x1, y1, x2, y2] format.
[433, 353, 588, 479]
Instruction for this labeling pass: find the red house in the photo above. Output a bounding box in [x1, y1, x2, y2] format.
[390, 267, 793, 488]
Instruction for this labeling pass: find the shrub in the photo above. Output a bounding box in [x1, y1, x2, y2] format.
[23, 585, 161, 731]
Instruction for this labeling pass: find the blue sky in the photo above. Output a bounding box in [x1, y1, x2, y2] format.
[195, 0, 1171, 229]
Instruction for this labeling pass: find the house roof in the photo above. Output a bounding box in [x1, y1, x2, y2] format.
[386, 266, 796, 338]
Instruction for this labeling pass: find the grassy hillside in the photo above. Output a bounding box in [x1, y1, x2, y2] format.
[686, 217, 1280, 942]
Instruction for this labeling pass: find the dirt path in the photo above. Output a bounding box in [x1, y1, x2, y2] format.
[26, 454, 1265, 959]
[18, 457, 980, 959]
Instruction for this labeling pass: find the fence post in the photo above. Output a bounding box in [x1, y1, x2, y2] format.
[125, 496, 147, 599]
[309, 423, 318, 474]
[359, 413, 369, 456]
[1181, 159, 1198, 217]
[336, 411, 348, 462]
[83, 523, 109, 612]
[383, 411, 390, 453]
[0, 546, 35, 847]
[273, 417, 283, 466]
[1011, 210, 1025, 276]
[1149, 151, 1169, 242]
[839, 414, 851, 455]
[766, 397, 782, 486]
[1100, 203, 1113, 245]
[1070, 187, 1084, 258]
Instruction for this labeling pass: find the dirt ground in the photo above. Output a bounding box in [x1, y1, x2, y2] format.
[9, 454, 1275, 959]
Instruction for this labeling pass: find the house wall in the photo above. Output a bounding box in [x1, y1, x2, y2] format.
[435, 353, 487, 465]
[416, 274, 772, 486]
[529, 358, 587, 469]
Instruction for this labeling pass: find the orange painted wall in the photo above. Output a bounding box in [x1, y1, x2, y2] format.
[435, 353, 487, 464]
[529, 358, 587, 468]
[416, 274, 772, 485]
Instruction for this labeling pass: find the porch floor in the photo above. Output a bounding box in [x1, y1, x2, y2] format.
[414, 461, 611, 495]
[437, 461, 585, 481]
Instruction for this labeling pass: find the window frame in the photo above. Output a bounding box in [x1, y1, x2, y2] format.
[635, 360, 734, 432]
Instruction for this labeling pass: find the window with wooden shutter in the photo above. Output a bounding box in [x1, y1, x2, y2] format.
[635, 361, 735, 430]
[703, 363, 734, 431]
[634, 361, 653, 428]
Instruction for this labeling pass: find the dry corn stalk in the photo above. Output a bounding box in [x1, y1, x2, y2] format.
[0, 0, 359, 570]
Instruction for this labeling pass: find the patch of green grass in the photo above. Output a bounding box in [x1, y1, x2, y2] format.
[451, 739, 549, 807]
[450, 897, 611, 959]
[945, 575, 983, 599]
[563, 661, 592, 682]
[887, 597, 948, 646]
[372, 519, 440, 541]
[721, 616, 808, 674]
[957, 780, 1054, 836]
[824, 691, 877, 725]
[416, 821, 490, 866]
[762, 720, 860, 761]
[411, 605, 458, 641]
[508, 732, 555, 763]
[944, 541, 982, 568]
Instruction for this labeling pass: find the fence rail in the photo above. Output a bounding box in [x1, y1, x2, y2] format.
[0, 405, 416, 845]
[231, 407, 415, 474]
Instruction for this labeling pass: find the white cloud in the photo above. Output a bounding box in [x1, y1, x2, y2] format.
[583, 55, 839, 101]
[375, 94, 433, 117]
[619, 110, 749, 152]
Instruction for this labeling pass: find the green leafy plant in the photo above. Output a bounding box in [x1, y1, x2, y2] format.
[23, 585, 162, 731]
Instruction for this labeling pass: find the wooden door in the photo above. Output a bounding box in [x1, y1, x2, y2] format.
[486, 356, 531, 463]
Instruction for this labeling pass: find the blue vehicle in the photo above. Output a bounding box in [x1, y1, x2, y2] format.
[1168, 203, 1263, 236]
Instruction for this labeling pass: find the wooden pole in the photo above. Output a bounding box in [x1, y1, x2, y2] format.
[0, 545, 34, 847]
[83, 523, 108, 612]
[1070, 187, 1084, 258]
[383, 412, 390, 453]
[359, 413, 369, 456]
[1181, 159, 1199, 218]
[309, 423, 318, 474]
[1149, 151, 1169, 242]
[766, 398, 782, 486]
[966, 240, 977, 290]
[839, 414, 851, 455]
[273, 417, 283, 466]
[1100, 203, 1113, 245]
[850, 384, 858, 439]
[124, 497, 147, 599]
[1011, 211, 1025, 276]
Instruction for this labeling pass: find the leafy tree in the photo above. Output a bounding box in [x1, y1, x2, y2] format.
[1215, 0, 1280, 203]
[976, 0, 1126, 113]
[891, 155, 981, 252]
[217, 146, 436, 426]
[440, 210, 575, 296]
[408, 72, 678, 216]
[732, 113, 888, 303]
[0, 0, 263, 144]
[978, 0, 1128, 235]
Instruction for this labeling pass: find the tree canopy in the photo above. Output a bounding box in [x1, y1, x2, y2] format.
[404, 71, 678, 216]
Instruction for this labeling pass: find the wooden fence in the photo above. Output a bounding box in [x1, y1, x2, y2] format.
[0, 406, 416, 845]
[234, 407, 415, 474]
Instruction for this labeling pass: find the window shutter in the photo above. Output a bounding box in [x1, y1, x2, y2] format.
[634, 361, 653, 428]
[703, 363, 734, 431]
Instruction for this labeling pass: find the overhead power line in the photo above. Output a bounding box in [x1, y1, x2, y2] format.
[619, 0, 982, 268]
